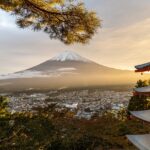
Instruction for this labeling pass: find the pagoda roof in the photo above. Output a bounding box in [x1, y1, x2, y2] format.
[135, 62, 150, 72]
[134, 86, 150, 93]
[127, 134, 150, 150]
[130, 110, 150, 122]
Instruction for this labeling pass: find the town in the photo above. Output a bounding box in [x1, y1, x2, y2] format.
[6, 89, 132, 119]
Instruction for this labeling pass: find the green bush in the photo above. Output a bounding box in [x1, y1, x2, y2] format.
[0, 101, 149, 150]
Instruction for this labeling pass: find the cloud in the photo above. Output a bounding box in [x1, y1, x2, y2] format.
[85, 0, 150, 28]
[75, 18, 150, 70]
[0, 1, 150, 73]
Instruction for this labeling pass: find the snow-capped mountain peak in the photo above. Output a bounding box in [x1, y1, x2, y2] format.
[51, 50, 90, 62]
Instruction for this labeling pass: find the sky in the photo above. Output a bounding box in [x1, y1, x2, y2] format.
[0, 0, 150, 73]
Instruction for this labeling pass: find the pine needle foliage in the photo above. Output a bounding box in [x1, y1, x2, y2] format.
[0, 0, 101, 44]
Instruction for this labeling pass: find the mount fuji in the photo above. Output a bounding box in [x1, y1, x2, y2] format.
[0, 51, 144, 91]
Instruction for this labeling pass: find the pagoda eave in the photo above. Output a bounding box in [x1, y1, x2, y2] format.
[135, 62, 150, 72]
[127, 134, 150, 150]
[134, 86, 150, 95]
[133, 91, 150, 96]
[135, 68, 150, 72]
[129, 110, 150, 122]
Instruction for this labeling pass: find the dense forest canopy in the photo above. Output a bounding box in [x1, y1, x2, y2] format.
[0, 0, 100, 44]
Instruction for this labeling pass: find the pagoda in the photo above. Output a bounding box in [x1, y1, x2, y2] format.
[127, 62, 150, 150]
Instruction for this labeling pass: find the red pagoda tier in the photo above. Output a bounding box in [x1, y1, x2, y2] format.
[134, 86, 150, 96]
[134, 61, 150, 96]
[135, 62, 150, 72]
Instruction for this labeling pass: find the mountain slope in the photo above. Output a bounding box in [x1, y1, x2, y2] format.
[0, 50, 146, 91]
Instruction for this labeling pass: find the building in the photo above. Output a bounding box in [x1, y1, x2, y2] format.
[127, 62, 150, 150]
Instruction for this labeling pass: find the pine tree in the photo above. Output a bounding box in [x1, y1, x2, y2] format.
[128, 95, 150, 111]
[0, 0, 100, 44]
[128, 79, 150, 111]
[135, 79, 148, 88]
